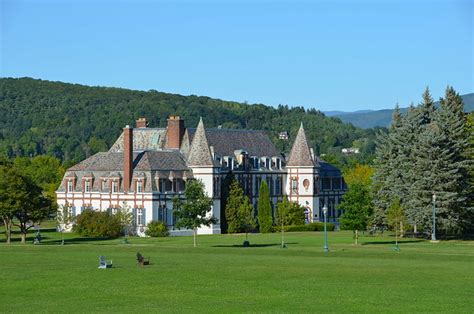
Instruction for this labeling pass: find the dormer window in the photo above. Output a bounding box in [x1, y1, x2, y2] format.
[85, 180, 91, 193]
[137, 180, 143, 193]
[276, 158, 281, 170]
[251, 157, 259, 169]
[112, 180, 119, 193]
[67, 180, 73, 193]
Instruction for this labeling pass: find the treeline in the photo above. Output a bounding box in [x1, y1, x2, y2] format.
[0, 77, 378, 166]
[369, 87, 473, 235]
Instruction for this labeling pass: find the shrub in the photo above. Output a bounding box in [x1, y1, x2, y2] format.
[286, 222, 335, 232]
[145, 221, 169, 237]
[73, 209, 122, 238]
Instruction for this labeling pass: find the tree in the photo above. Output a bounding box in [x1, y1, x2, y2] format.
[225, 180, 256, 243]
[257, 181, 273, 233]
[173, 179, 218, 247]
[57, 202, 73, 245]
[386, 198, 406, 247]
[13, 155, 65, 201]
[276, 196, 305, 228]
[338, 183, 373, 244]
[219, 171, 235, 234]
[13, 176, 54, 244]
[275, 197, 302, 247]
[116, 201, 134, 237]
[344, 164, 374, 186]
[0, 163, 25, 243]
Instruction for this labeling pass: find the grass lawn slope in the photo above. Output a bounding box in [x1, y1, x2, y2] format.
[1, 229, 473, 313]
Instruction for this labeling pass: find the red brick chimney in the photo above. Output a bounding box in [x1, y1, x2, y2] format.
[136, 117, 148, 128]
[123, 125, 133, 193]
[166, 116, 185, 149]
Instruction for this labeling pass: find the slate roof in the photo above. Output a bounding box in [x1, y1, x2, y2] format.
[109, 128, 166, 152]
[286, 123, 315, 167]
[187, 118, 214, 166]
[186, 128, 280, 157]
[68, 151, 188, 172]
[317, 160, 342, 177]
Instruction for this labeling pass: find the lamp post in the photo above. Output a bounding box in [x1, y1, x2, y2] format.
[323, 204, 329, 252]
[431, 193, 436, 242]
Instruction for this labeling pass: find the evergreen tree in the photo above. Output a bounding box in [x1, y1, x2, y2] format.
[430, 87, 471, 233]
[257, 181, 273, 233]
[225, 179, 256, 238]
[220, 171, 235, 234]
[373, 87, 472, 235]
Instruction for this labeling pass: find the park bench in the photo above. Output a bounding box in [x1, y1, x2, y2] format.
[98, 255, 113, 269]
[136, 252, 150, 266]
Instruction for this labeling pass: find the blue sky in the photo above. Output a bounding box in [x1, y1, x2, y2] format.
[1, 0, 472, 111]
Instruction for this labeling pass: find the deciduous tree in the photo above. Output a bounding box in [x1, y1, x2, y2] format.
[173, 179, 218, 247]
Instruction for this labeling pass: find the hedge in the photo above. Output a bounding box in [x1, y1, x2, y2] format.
[285, 222, 335, 232]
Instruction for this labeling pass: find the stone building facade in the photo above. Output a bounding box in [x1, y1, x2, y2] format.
[56, 116, 347, 236]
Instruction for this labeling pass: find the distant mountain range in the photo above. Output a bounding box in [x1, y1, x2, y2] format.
[324, 93, 474, 128]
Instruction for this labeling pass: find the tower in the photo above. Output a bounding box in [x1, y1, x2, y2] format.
[187, 117, 221, 234]
[286, 123, 319, 223]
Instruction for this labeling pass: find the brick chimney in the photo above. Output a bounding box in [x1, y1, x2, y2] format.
[136, 117, 148, 128]
[166, 116, 185, 149]
[123, 125, 133, 193]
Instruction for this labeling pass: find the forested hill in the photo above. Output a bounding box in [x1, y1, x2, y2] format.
[0, 77, 379, 164]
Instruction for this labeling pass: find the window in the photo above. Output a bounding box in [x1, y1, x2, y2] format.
[112, 181, 119, 193]
[277, 158, 281, 169]
[85, 180, 91, 193]
[67, 180, 73, 193]
[137, 181, 143, 193]
[322, 178, 331, 190]
[291, 178, 298, 193]
[251, 157, 259, 169]
[275, 177, 282, 195]
[255, 177, 261, 196]
[159, 179, 172, 193]
[101, 180, 107, 192]
[137, 208, 143, 226]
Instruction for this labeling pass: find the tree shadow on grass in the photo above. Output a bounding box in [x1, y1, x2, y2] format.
[212, 242, 298, 248]
[45, 237, 115, 245]
[361, 239, 424, 245]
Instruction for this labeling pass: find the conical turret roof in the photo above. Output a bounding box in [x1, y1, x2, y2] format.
[187, 118, 214, 167]
[286, 123, 315, 167]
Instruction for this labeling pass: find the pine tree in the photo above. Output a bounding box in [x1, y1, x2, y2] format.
[225, 179, 255, 236]
[257, 181, 273, 233]
[373, 105, 402, 214]
[429, 87, 472, 233]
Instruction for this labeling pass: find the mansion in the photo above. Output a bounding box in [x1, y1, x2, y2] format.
[56, 116, 347, 236]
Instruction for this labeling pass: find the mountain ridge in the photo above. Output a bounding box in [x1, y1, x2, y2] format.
[326, 93, 474, 128]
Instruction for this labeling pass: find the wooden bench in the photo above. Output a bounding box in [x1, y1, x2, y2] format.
[136, 252, 150, 266]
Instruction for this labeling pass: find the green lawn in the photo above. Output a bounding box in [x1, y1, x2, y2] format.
[1, 228, 473, 313]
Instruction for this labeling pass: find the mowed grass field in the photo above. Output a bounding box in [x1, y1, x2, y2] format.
[1, 228, 473, 313]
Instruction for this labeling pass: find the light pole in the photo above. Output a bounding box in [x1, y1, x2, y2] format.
[431, 193, 436, 242]
[323, 204, 329, 252]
